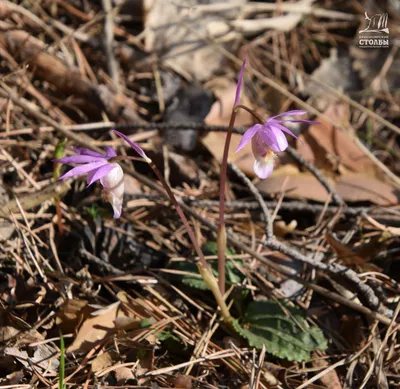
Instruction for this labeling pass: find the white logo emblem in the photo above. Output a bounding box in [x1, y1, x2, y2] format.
[359, 12, 389, 34]
[358, 11, 390, 48]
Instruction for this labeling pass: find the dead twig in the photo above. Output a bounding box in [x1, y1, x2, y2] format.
[102, 0, 120, 90]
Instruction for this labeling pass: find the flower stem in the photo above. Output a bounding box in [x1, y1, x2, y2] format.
[149, 162, 233, 325]
[217, 108, 238, 295]
[217, 104, 263, 294]
[235, 104, 264, 124]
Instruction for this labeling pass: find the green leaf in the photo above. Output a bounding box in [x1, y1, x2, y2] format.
[232, 300, 327, 362]
[139, 318, 153, 329]
[59, 331, 66, 389]
[169, 243, 244, 290]
[53, 138, 67, 180]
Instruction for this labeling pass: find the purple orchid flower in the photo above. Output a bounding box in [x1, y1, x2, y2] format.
[236, 111, 318, 179]
[56, 132, 150, 219]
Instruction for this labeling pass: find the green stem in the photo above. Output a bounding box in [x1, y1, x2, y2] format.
[150, 162, 233, 325]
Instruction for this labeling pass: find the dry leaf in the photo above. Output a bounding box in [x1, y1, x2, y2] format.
[67, 302, 120, 354]
[5, 347, 29, 368]
[56, 299, 91, 335]
[300, 104, 379, 176]
[6, 344, 58, 374]
[274, 220, 298, 238]
[304, 48, 360, 103]
[144, 0, 245, 80]
[336, 174, 397, 205]
[258, 169, 398, 205]
[312, 354, 343, 389]
[257, 169, 332, 202]
[325, 233, 384, 271]
[325, 233, 367, 267]
[91, 352, 115, 373]
[202, 132, 255, 177]
[204, 81, 253, 127]
[174, 375, 193, 389]
[114, 365, 135, 384]
[31, 344, 59, 373]
[5, 370, 24, 385]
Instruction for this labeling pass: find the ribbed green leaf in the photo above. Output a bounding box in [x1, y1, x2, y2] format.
[233, 300, 327, 362]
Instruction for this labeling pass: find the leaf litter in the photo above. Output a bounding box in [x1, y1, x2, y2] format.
[0, 0, 399, 388]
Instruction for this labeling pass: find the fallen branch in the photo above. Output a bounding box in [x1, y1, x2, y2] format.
[0, 22, 143, 123]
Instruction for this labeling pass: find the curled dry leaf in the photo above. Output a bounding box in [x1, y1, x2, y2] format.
[273, 220, 298, 238]
[258, 166, 398, 205]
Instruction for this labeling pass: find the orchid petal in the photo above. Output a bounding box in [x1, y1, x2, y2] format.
[251, 133, 268, 158]
[271, 122, 298, 139]
[234, 57, 247, 108]
[108, 192, 123, 219]
[259, 126, 288, 152]
[105, 146, 117, 158]
[112, 130, 151, 162]
[254, 157, 274, 179]
[71, 147, 105, 157]
[269, 110, 307, 120]
[87, 163, 115, 186]
[58, 162, 106, 180]
[55, 155, 106, 164]
[236, 124, 262, 153]
[274, 119, 319, 124]
[101, 163, 125, 219]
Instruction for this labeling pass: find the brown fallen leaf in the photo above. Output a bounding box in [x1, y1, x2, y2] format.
[91, 352, 115, 373]
[257, 168, 398, 205]
[202, 132, 256, 177]
[312, 353, 343, 389]
[274, 220, 298, 238]
[204, 80, 253, 127]
[114, 365, 135, 384]
[257, 167, 332, 202]
[0, 309, 44, 345]
[5, 370, 24, 385]
[299, 104, 379, 177]
[56, 299, 91, 335]
[203, 78, 256, 175]
[325, 233, 387, 270]
[174, 375, 193, 389]
[67, 302, 120, 354]
[336, 174, 398, 205]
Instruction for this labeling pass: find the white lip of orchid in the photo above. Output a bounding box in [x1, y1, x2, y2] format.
[251, 138, 276, 179]
[101, 163, 125, 219]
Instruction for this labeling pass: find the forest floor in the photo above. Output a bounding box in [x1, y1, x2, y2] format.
[0, 1, 399, 388]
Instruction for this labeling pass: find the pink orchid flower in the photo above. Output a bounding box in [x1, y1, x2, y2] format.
[236, 111, 318, 179]
[56, 131, 150, 219]
[232, 59, 318, 179]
